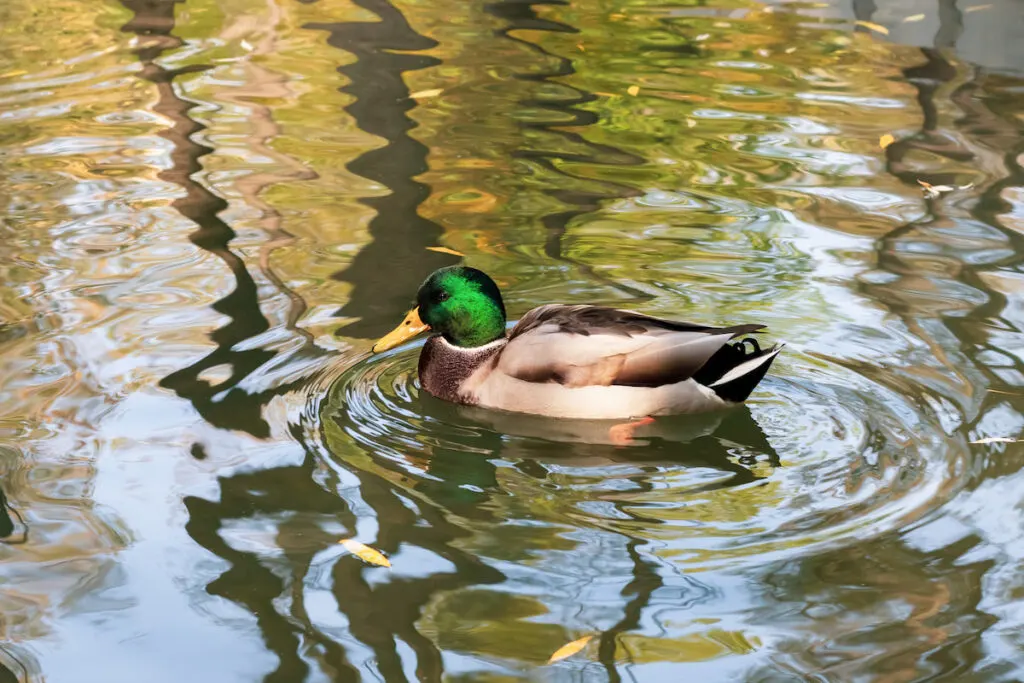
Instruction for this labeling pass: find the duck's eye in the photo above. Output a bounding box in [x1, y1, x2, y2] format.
[437, 291, 450, 303]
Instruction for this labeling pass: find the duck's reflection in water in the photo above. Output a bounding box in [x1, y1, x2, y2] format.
[446, 401, 779, 481]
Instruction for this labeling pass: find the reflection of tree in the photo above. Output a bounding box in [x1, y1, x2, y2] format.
[217, 0, 320, 343]
[309, 0, 459, 338]
[486, 0, 652, 299]
[757, 531, 993, 682]
[118, 0, 286, 435]
[184, 452, 359, 683]
[759, 5, 1024, 677]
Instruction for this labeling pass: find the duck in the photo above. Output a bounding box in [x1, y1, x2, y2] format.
[372, 266, 783, 420]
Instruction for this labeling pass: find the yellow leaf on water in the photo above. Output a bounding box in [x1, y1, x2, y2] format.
[426, 246, 464, 256]
[854, 20, 890, 35]
[410, 88, 443, 99]
[917, 179, 969, 199]
[903, 13, 926, 22]
[686, 118, 697, 128]
[971, 437, 1019, 444]
[339, 539, 391, 567]
[548, 636, 593, 664]
[879, 133, 895, 149]
[576, 43, 585, 51]
[627, 85, 640, 96]
[965, 3, 993, 11]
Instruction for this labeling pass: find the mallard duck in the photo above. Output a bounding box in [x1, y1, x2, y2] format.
[372, 266, 783, 420]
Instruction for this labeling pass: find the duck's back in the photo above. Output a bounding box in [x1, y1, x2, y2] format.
[453, 304, 781, 419]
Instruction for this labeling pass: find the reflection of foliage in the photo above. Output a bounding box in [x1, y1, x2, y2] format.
[2, 0, 1024, 680]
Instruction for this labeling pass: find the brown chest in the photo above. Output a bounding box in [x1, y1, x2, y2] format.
[418, 336, 505, 404]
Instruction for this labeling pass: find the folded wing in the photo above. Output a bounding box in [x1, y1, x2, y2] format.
[498, 304, 765, 389]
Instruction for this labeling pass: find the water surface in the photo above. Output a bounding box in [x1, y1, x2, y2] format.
[2, 0, 1024, 680]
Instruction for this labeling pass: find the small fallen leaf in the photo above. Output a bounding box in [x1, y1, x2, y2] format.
[854, 20, 890, 35]
[695, 33, 711, 41]
[917, 180, 950, 198]
[339, 539, 391, 567]
[965, 3, 992, 11]
[627, 85, 640, 96]
[548, 636, 593, 664]
[410, 88, 443, 99]
[971, 437, 1019, 444]
[917, 179, 974, 198]
[785, 47, 797, 54]
[426, 246, 464, 256]
[879, 133, 895, 149]
[576, 43, 585, 51]
[686, 118, 697, 128]
[903, 13, 926, 22]
[594, 91, 619, 98]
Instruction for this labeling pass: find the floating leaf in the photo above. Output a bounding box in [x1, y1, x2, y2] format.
[339, 539, 391, 567]
[879, 133, 895, 149]
[918, 179, 973, 199]
[548, 636, 593, 664]
[686, 118, 697, 128]
[627, 85, 640, 96]
[854, 20, 890, 35]
[971, 437, 1019, 444]
[426, 246, 464, 257]
[695, 33, 711, 41]
[903, 13, 926, 22]
[410, 88, 443, 99]
[785, 47, 797, 54]
[965, 3, 993, 11]
[576, 43, 585, 51]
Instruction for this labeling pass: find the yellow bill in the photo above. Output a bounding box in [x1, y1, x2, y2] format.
[372, 307, 430, 353]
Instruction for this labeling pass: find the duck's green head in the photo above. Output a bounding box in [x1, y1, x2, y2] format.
[372, 266, 507, 352]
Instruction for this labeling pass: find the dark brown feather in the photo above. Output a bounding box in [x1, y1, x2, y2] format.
[510, 304, 761, 339]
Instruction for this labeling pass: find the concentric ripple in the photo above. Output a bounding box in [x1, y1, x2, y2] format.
[313, 340, 971, 572]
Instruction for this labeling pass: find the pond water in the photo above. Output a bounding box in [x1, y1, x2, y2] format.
[2, 0, 1024, 680]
